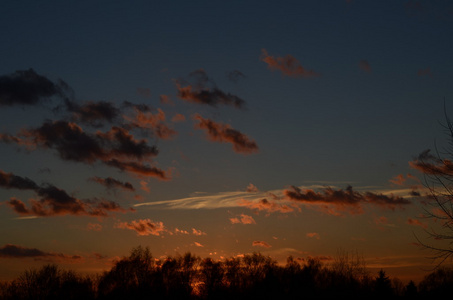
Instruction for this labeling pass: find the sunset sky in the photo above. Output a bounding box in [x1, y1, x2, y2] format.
[1, 0, 453, 283]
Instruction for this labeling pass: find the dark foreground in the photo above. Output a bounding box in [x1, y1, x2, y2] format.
[1, 246, 452, 299]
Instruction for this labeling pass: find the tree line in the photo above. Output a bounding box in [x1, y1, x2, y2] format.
[1, 246, 452, 299]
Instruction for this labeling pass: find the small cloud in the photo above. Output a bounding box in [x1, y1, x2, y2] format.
[359, 60, 371, 73]
[306, 232, 320, 239]
[252, 240, 271, 248]
[417, 67, 432, 76]
[374, 216, 388, 225]
[407, 217, 428, 228]
[159, 95, 174, 105]
[260, 49, 320, 78]
[86, 223, 102, 231]
[175, 228, 189, 235]
[194, 242, 204, 247]
[116, 219, 166, 236]
[229, 214, 256, 225]
[140, 180, 150, 193]
[238, 198, 294, 214]
[389, 174, 406, 186]
[192, 228, 207, 236]
[246, 183, 258, 193]
[171, 113, 186, 123]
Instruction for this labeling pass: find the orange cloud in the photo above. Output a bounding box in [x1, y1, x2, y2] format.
[193, 114, 258, 154]
[260, 49, 320, 78]
[230, 214, 256, 225]
[89, 176, 135, 191]
[306, 232, 320, 239]
[116, 219, 166, 236]
[194, 242, 204, 247]
[389, 174, 406, 186]
[252, 241, 271, 248]
[192, 228, 207, 236]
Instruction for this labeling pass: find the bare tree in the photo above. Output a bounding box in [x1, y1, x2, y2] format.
[410, 107, 453, 265]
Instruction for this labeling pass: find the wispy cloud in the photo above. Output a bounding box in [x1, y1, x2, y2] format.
[0, 244, 82, 262]
[193, 114, 258, 154]
[260, 49, 320, 78]
[252, 241, 272, 248]
[306, 232, 320, 239]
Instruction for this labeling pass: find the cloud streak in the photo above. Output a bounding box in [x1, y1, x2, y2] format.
[89, 176, 135, 191]
[0, 244, 81, 261]
[284, 185, 410, 215]
[260, 49, 320, 78]
[116, 219, 166, 236]
[193, 114, 258, 154]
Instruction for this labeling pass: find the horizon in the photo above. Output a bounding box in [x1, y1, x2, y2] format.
[1, 0, 453, 285]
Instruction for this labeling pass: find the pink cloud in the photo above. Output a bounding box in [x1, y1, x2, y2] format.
[407, 218, 428, 228]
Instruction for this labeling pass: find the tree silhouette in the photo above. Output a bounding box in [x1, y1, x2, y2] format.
[410, 107, 453, 264]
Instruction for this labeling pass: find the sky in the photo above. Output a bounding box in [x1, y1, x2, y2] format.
[1, 0, 453, 283]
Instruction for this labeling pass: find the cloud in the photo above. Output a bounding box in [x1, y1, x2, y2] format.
[238, 198, 295, 214]
[176, 69, 246, 109]
[140, 180, 150, 193]
[61, 99, 120, 127]
[260, 49, 320, 78]
[306, 232, 320, 239]
[0, 69, 70, 106]
[86, 223, 102, 231]
[193, 114, 258, 154]
[359, 60, 372, 73]
[407, 218, 428, 228]
[0, 170, 39, 190]
[226, 70, 246, 83]
[171, 113, 186, 123]
[230, 214, 256, 225]
[389, 174, 406, 186]
[417, 67, 432, 76]
[7, 184, 130, 217]
[252, 241, 271, 248]
[0, 244, 82, 262]
[1, 170, 130, 217]
[194, 242, 204, 247]
[192, 228, 207, 236]
[2, 120, 169, 179]
[124, 107, 177, 140]
[284, 185, 411, 215]
[116, 219, 166, 236]
[409, 149, 452, 176]
[246, 183, 258, 193]
[89, 176, 135, 191]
